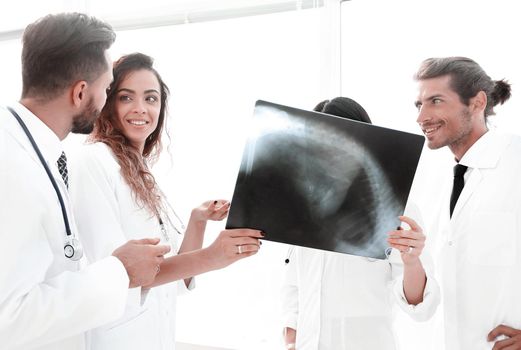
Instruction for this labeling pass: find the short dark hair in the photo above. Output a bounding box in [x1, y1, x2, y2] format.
[314, 97, 372, 124]
[21, 12, 116, 99]
[414, 57, 511, 118]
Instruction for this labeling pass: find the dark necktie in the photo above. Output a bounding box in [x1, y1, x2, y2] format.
[57, 151, 69, 188]
[449, 163, 468, 218]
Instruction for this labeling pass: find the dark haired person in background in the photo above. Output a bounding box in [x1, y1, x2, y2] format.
[413, 56, 521, 349]
[280, 97, 440, 350]
[0, 13, 170, 350]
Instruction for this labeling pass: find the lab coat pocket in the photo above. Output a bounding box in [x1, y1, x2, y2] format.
[467, 212, 516, 266]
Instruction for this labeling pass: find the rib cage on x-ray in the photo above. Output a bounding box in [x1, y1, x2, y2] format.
[226, 101, 424, 259]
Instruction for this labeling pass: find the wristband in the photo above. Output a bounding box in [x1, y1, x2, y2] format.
[286, 343, 296, 350]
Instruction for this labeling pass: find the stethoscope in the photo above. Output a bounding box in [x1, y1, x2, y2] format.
[157, 189, 186, 244]
[8, 106, 83, 261]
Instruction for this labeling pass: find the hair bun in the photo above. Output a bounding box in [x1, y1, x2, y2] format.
[492, 79, 512, 106]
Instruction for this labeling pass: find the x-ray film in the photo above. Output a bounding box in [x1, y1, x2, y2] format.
[226, 100, 424, 259]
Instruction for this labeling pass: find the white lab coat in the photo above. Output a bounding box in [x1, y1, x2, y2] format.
[281, 205, 440, 350]
[432, 130, 521, 350]
[0, 103, 129, 350]
[70, 142, 191, 350]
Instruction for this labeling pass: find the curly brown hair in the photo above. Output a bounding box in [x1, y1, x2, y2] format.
[90, 53, 170, 218]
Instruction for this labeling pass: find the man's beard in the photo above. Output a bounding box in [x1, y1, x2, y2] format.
[71, 98, 100, 134]
[445, 107, 473, 150]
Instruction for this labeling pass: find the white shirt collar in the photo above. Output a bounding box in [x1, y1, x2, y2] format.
[458, 130, 509, 170]
[9, 101, 64, 166]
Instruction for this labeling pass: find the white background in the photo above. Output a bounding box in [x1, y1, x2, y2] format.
[1, 1, 520, 349]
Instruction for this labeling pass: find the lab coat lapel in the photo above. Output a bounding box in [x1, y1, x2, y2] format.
[450, 168, 482, 220]
[450, 131, 507, 221]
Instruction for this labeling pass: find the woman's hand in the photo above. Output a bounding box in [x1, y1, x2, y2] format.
[203, 228, 263, 270]
[387, 215, 426, 265]
[180, 200, 231, 255]
[191, 199, 230, 223]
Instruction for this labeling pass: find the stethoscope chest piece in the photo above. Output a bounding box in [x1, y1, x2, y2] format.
[64, 237, 83, 261]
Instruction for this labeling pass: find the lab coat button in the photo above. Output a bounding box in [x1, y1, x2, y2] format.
[448, 240, 453, 246]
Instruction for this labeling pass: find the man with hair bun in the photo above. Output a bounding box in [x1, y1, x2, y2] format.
[414, 56, 521, 349]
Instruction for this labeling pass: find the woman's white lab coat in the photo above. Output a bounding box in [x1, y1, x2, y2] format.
[281, 215, 440, 349]
[70, 142, 191, 350]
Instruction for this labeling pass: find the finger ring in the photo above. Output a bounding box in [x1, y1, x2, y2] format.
[237, 245, 243, 254]
[407, 246, 413, 253]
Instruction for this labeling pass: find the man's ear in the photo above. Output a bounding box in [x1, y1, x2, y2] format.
[470, 90, 487, 114]
[71, 81, 88, 108]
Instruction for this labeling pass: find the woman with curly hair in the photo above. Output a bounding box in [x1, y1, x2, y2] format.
[71, 52, 262, 350]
